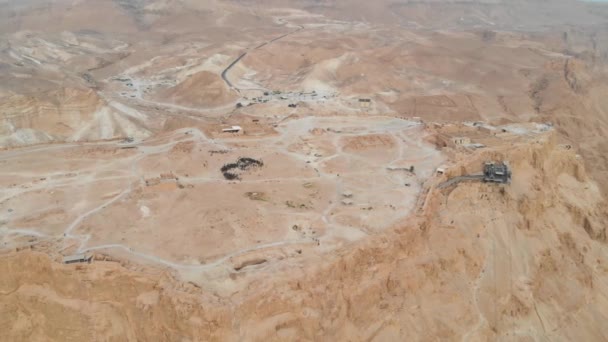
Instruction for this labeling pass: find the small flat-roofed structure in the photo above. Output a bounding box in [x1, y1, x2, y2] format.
[222, 126, 243, 133]
[341, 199, 354, 206]
[63, 253, 92, 264]
[453, 137, 471, 145]
[342, 191, 354, 198]
[160, 172, 177, 181]
[359, 98, 371, 108]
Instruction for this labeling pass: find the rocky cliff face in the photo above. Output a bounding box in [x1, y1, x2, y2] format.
[2, 134, 607, 341]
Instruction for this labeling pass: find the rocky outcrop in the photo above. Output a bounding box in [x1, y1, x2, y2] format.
[564, 58, 591, 94]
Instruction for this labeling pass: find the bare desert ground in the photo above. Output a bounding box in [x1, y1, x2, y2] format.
[2, 0, 608, 341]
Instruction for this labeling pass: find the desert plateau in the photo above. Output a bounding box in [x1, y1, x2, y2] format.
[2, 0, 608, 341]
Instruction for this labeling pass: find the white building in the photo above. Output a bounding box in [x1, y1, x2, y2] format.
[222, 126, 243, 133]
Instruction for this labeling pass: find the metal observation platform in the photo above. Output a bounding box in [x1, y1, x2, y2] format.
[438, 162, 511, 189]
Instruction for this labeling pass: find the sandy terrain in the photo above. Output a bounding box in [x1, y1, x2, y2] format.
[2, 0, 608, 341]
[1, 116, 442, 276]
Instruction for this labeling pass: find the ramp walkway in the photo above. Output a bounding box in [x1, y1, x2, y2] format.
[437, 174, 484, 189]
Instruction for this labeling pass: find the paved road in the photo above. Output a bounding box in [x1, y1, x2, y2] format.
[220, 52, 247, 91]
[220, 24, 304, 92]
